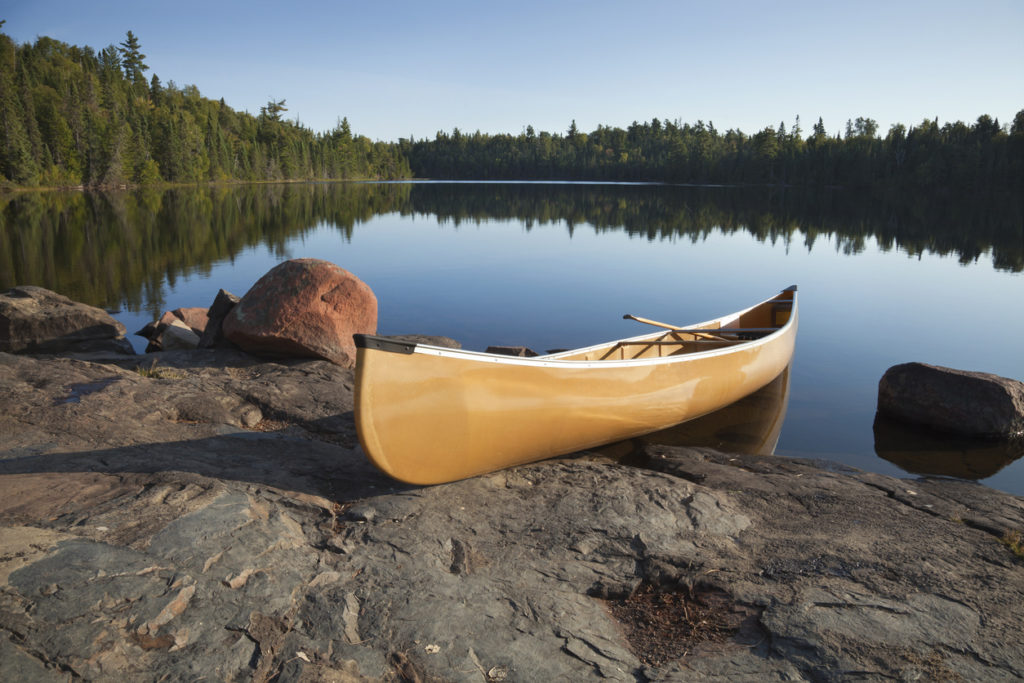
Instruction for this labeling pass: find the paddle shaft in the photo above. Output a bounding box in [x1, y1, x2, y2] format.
[623, 314, 724, 340]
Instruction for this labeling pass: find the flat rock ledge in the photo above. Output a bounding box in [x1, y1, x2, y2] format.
[1, 350, 1023, 682]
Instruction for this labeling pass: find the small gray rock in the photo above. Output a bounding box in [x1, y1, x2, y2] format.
[160, 321, 200, 351]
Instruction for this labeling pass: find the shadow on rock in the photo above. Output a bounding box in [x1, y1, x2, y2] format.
[0, 431, 411, 503]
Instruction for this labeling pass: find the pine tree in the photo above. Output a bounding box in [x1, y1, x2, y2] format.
[118, 31, 148, 86]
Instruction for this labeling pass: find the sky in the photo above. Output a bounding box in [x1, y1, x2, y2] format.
[3, 0, 1023, 141]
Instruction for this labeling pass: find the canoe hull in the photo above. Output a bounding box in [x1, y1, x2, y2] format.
[354, 288, 797, 484]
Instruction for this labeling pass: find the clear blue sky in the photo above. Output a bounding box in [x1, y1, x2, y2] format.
[4, 0, 1022, 141]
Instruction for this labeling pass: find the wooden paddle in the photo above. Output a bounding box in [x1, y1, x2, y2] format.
[622, 314, 726, 340]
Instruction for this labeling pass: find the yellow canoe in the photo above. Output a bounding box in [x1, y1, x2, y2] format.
[354, 286, 798, 484]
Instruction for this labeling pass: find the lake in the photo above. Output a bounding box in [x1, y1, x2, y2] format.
[2, 181, 1022, 494]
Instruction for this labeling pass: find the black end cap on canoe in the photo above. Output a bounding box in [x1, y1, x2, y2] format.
[353, 334, 416, 355]
[784, 284, 798, 292]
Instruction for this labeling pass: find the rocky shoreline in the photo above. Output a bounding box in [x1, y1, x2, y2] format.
[1, 353, 1023, 681]
[2, 279, 1023, 681]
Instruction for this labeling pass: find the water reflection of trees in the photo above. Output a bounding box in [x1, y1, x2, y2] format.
[400, 183, 1023, 272]
[0, 182, 413, 313]
[1, 182, 1020, 312]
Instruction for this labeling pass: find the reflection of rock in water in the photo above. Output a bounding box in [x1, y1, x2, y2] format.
[593, 366, 790, 462]
[873, 414, 1024, 480]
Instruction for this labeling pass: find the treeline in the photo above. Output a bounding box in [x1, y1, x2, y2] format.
[1, 27, 1021, 192]
[0, 28, 411, 188]
[402, 114, 1024, 191]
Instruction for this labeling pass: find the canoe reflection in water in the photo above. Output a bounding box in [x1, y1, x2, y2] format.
[873, 414, 1024, 481]
[593, 365, 790, 461]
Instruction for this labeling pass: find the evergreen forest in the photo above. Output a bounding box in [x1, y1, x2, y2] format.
[0, 28, 411, 187]
[403, 114, 1024, 193]
[1, 27, 1022, 193]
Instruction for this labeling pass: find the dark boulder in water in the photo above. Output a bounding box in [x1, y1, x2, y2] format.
[878, 362, 1024, 438]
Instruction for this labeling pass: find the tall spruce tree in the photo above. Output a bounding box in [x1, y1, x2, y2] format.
[118, 31, 148, 86]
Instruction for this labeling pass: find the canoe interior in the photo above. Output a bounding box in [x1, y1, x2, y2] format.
[545, 289, 794, 362]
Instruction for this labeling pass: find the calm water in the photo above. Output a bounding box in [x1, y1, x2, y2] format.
[2, 182, 1022, 494]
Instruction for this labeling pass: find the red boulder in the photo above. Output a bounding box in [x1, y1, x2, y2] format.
[222, 259, 377, 367]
